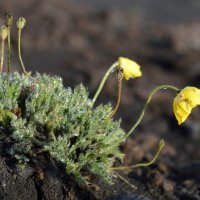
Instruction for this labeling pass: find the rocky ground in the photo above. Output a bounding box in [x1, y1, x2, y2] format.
[0, 1, 200, 199]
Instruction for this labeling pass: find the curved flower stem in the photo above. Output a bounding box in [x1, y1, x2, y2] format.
[110, 139, 165, 170]
[122, 85, 179, 141]
[107, 69, 123, 119]
[7, 26, 11, 74]
[18, 28, 27, 75]
[18, 28, 38, 82]
[4, 13, 13, 74]
[91, 61, 119, 106]
[0, 38, 5, 73]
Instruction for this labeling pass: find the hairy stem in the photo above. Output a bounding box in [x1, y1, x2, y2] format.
[18, 27, 38, 82]
[0, 39, 5, 73]
[18, 29, 27, 75]
[122, 85, 179, 141]
[107, 69, 123, 119]
[92, 61, 119, 106]
[7, 27, 11, 73]
[110, 139, 165, 170]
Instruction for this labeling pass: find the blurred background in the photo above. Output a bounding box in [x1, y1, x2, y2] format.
[0, 0, 200, 199]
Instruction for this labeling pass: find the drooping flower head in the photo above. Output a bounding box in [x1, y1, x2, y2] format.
[118, 57, 142, 80]
[173, 86, 200, 125]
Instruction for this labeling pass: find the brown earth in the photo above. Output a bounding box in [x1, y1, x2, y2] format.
[0, 1, 200, 199]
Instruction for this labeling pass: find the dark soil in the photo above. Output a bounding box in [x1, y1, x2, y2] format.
[0, 1, 200, 199]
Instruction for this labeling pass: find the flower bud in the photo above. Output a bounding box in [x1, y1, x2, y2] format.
[4, 13, 13, 27]
[17, 17, 26, 30]
[173, 86, 200, 124]
[159, 139, 165, 149]
[118, 57, 142, 80]
[1, 25, 8, 40]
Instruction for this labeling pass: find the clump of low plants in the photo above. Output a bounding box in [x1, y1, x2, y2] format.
[0, 72, 125, 184]
[0, 13, 200, 185]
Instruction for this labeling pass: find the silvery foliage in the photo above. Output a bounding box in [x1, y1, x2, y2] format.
[0, 72, 125, 184]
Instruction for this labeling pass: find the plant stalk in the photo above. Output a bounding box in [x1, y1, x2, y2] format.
[122, 85, 179, 141]
[18, 29, 27, 75]
[92, 61, 119, 106]
[7, 27, 11, 74]
[0, 39, 5, 73]
[107, 69, 123, 119]
[110, 139, 165, 170]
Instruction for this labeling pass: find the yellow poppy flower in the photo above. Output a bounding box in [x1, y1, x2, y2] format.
[173, 86, 200, 125]
[118, 57, 142, 80]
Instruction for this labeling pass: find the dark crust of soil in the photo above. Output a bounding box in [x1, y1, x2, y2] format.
[0, 153, 141, 200]
[0, 1, 200, 200]
[0, 154, 98, 200]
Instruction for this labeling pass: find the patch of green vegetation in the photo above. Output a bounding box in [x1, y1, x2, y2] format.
[0, 72, 125, 184]
[0, 13, 176, 186]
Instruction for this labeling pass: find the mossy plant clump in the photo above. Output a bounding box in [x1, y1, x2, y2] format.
[0, 72, 125, 184]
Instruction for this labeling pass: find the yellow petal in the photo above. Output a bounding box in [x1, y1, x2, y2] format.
[173, 100, 192, 125]
[173, 86, 200, 125]
[118, 57, 142, 80]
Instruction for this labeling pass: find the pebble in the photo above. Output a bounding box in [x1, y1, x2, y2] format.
[162, 179, 175, 193]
